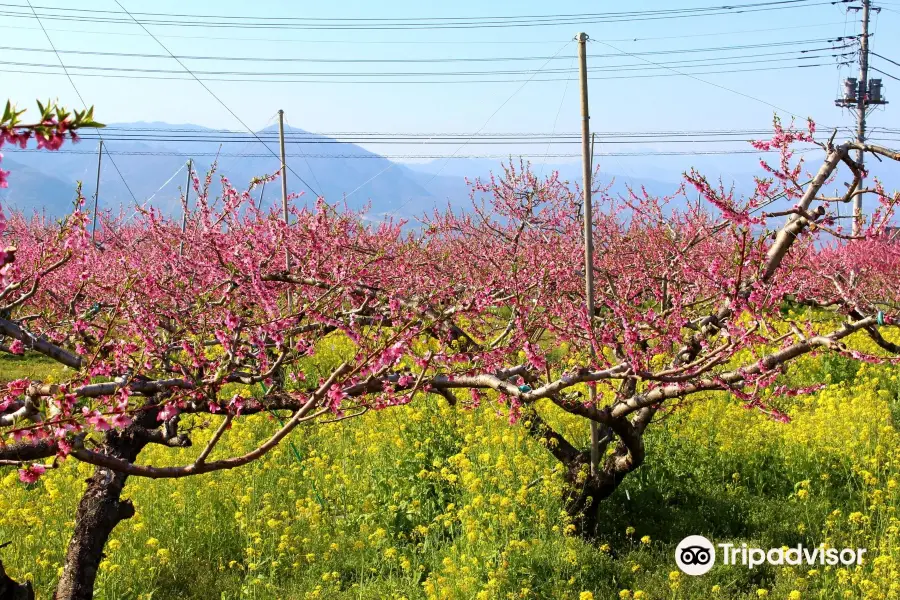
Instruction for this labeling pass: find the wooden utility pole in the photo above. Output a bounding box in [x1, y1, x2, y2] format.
[577, 32, 601, 477]
[836, 0, 886, 234]
[179, 159, 192, 257]
[854, 0, 871, 236]
[90, 140, 102, 243]
[278, 109, 293, 314]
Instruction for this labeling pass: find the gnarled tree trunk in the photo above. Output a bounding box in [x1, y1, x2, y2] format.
[54, 406, 188, 600]
[524, 398, 654, 537]
[0, 552, 34, 600]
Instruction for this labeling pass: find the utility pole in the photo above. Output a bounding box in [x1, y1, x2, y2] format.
[577, 32, 601, 477]
[854, 0, 871, 236]
[91, 140, 102, 243]
[837, 0, 887, 235]
[179, 159, 192, 257]
[278, 109, 293, 314]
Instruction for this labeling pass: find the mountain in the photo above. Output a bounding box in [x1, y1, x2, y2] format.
[0, 122, 474, 221]
[0, 157, 80, 216]
[1, 122, 896, 223]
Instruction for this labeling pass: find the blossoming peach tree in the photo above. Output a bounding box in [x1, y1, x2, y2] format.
[1, 101, 899, 600]
[0, 102, 496, 599]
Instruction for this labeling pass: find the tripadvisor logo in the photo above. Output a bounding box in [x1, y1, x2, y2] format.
[675, 535, 867, 576]
[675, 535, 716, 575]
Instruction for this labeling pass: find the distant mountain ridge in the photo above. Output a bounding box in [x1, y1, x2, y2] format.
[2, 121, 894, 222]
[1, 121, 473, 220]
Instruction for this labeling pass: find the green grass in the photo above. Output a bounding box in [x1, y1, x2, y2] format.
[0, 351, 61, 383]
[1, 352, 899, 599]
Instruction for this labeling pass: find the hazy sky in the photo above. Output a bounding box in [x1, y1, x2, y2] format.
[1, 0, 898, 162]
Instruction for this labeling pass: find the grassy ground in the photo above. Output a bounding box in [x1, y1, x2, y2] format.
[1, 335, 899, 599]
[0, 352, 61, 384]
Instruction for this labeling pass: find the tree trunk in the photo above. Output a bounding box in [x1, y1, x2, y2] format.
[53, 462, 136, 600]
[567, 463, 634, 536]
[523, 404, 650, 537]
[0, 555, 34, 600]
[53, 414, 158, 600]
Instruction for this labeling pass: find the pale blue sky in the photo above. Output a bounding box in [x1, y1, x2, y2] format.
[1, 0, 898, 162]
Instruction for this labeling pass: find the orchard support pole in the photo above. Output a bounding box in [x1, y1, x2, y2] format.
[577, 32, 601, 477]
[278, 109, 293, 315]
[90, 140, 102, 244]
[179, 159, 192, 257]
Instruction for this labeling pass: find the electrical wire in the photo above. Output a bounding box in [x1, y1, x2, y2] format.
[23, 0, 137, 202]
[283, 113, 324, 197]
[63, 134, 899, 146]
[871, 66, 900, 81]
[124, 162, 186, 222]
[871, 51, 900, 68]
[0, 0, 828, 22]
[0, 61, 845, 84]
[0, 19, 848, 45]
[588, 37, 816, 122]
[2, 148, 824, 159]
[0, 0, 844, 30]
[390, 41, 573, 215]
[85, 126, 887, 136]
[0, 37, 851, 63]
[540, 55, 576, 176]
[109, 0, 321, 198]
[0, 44, 853, 77]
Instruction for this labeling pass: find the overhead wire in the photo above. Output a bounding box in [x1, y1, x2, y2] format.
[0, 37, 853, 63]
[0, 54, 851, 78]
[0, 61, 847, 85]
[871, 51, 900, 68]
[871, 66, 900, 81]
[12, 145, 900, 159]
[23, 0, 137, 202]
[0, 0, 828, 22]
[0, 19, 848, 45]
[587, 37, 819, 122]
[283, 113, 324, 197]
[109, 0, 321, 198]
[387, 40, 573, 214]
[0, 0, 846, 30]
[540, 55, 576, 176]
[124, 161, 186, 222]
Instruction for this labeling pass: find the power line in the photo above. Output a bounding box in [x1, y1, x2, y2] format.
[871, 66, 900, 81]
[0, 37, 851, 63]
[283, 113, 323, 196]
[2, 148, 824, 159]
[0, 0, 827, 22]
[871, 51, 900, 68]
[91, 126, 888, 136]
[60, 133, 899, 145]
[23, 0, 137, 202]
[388, 41, 574, 212]
[0, 1, 843, 30]
[588, 38, 817, 121]
[0, 20, 848, 45]
[109, 0, 321, 198]
[0, 47, 851, 77]
[0, 61, 845, 85]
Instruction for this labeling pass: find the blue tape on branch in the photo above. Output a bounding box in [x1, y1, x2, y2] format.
[877, 311, 885, 326]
